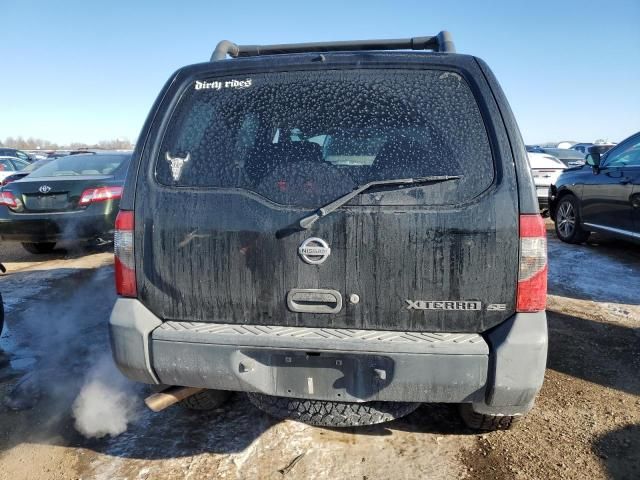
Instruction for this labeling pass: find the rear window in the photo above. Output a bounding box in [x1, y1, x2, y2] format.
[156, 68, 494, 207]
[29, 154, 130, 178]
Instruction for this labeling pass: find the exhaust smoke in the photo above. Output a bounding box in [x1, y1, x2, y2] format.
[72, 354, 139, 438]
[73, 354, 139, 438]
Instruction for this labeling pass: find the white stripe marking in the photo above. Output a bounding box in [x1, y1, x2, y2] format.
[307, 377, 314, 394]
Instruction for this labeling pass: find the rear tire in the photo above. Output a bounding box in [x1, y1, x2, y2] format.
[247, 393, 420, 427]
[554, 195, 590, 244]
[181, 389, 231, 411]
[459, 404, 521, 431]
[21, 242, 56, 254]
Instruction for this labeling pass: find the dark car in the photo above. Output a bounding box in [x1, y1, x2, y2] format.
[535, 148, 587, 167]
[0, 158, 54, 186]
[0, 153, 131, 253]
[571, 142, 616, 156]
[0, 156, 31, 185]
[570, 142, 593, 154]
[0, 148, 34, 163]
[550, 131, 640, 243]
[109, 32, 548, 431]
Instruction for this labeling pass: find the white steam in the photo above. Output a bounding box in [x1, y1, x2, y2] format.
[72, 354, 139, 438]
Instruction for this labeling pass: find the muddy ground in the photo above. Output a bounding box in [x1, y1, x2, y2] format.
[0, 228, 638, 480]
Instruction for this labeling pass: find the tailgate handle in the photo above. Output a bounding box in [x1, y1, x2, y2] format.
[286, 289, 343, 314]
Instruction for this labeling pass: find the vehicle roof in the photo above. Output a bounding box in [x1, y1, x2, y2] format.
[55, 152, 132, 158]
[527, 152, 566, 168]
[542, 148, 584, 154]
[177, 51, 481, 78]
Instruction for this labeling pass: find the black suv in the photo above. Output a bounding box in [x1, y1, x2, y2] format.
[109, 33, 548, 430]
[550, 131, 640, 244]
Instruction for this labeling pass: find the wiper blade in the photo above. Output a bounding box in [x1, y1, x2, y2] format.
[276, 175, 462, 238]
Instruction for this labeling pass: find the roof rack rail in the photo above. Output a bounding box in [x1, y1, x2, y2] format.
[210, 31, 455, 61]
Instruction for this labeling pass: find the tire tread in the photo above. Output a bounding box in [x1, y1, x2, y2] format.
[181, 389, 231, 410]
[459, 404, 521, 431]
[247, 393, 419, 427]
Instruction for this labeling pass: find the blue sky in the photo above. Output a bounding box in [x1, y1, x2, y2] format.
[2, 0, 638, 145]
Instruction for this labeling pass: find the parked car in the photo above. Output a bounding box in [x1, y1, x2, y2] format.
[0, 148, 34, 163]
[571, 142, 616, 156]
[525, 145, 543, 153]
[0, 158, 54, 186]
[0, 156, 30, 183]
[0, 152, 131, 253]
[532, 148, 586, 167]
[109, 32, 548, 431]
[570, 143, 593, 154]
[550, 131, 640, 243]
[527, 152, 566, 214]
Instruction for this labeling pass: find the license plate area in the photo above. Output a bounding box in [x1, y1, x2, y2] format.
[24, 193, 69, 211]
[240, 350, 394, 402]
[536, 187, 549, 197]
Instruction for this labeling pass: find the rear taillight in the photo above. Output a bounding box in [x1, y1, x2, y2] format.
[114, 210, 136, 297]
[0, 191, 21, 210]
[516, 214, 547, 312]
[79, 186, 123, 206]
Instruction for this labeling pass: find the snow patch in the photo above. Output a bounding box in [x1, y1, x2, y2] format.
[548, 237, 640, 305]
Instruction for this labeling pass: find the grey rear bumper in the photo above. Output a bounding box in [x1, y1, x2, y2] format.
[109, 298, 547, 413]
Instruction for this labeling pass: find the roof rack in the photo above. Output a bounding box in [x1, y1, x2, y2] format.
[210, 31, 455, 61]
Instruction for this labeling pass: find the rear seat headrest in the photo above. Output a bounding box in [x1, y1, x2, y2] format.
[245, 141, 323, 183]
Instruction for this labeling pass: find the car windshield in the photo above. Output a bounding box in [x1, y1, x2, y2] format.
[27, 154, 129, 177]
[156, 68, 494, 207]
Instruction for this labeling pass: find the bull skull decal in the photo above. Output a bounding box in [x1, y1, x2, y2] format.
[165, 152, 191, 181]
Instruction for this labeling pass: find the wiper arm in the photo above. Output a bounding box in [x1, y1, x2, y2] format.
[276, 175, 462, 238]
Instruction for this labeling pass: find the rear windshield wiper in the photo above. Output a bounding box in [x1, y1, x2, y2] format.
[276, 175, 462, 238]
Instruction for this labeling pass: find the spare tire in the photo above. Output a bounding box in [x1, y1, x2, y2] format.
[247, 393, 420, 427]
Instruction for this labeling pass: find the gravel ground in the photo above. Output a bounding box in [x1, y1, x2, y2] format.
[0, 229, 638, 480]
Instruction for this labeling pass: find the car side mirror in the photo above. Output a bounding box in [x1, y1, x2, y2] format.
[587, 146, 606, 173]
[585, 153, 599, 167]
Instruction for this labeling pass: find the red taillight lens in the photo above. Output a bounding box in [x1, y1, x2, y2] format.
[79, 186, 123, 206]
[517, 214, 547, 312]
[0, 191, 19, 209]
[114, 210, 136, 297]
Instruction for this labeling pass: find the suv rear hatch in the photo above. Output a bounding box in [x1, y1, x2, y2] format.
[135, 58, 520, 333]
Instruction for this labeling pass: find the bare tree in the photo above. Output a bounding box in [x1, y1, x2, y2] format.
[97, 138, 134, 150]
[3, 136, 134, 150]
[3, 136, 59, 149]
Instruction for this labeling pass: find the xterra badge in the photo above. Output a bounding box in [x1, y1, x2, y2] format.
[406, 300, 482, 311]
